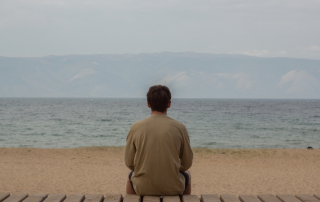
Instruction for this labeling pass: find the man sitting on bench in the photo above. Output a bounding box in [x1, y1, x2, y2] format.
[125, 85, 193, 196]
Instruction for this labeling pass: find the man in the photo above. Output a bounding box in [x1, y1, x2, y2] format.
[125, 85, 193, 196]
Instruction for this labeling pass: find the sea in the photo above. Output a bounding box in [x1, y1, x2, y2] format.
[0, 98, 319, 149]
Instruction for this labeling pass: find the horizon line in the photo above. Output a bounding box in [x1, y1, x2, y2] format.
[1, 52, 320, 61]
[1, 97, 320, 100]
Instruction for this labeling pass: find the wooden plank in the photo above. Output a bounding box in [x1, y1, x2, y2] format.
[23, 194, 48, 202]
[182, 195, 200, 202]
[104, 195, 122, 202]
[143, 196, 160, 202]
[43, 194, 66, 202]
[2, 194, 28, 202]
[0, 193, 10, 202]
[220, 194, 241, 202]
[201, 194, 221, 202]
[239, 195, 261, 202]
[123, 195, 140, 202]
[162, 196, 180, 202]
[83, 195, 103, 202]
[314, 195, 320, 200]
[64, 195, 85, 202]
[258, 194, 282, 202]
[296, 194, 320, 202]
[276, 194, 301, 202]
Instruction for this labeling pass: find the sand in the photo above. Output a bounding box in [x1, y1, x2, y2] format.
[0, 147, 320, 196]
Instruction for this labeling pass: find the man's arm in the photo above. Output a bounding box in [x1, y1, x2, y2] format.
[124, 128, 136, 171]
[179, 128, 193, 172]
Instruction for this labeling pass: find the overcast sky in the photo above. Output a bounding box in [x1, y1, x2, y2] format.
[1, 0, 320, 59]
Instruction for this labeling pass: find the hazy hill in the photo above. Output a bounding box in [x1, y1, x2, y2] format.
[1, 52, 320, 98]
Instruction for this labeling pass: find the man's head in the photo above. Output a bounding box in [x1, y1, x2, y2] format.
[147, 85, 171, 113]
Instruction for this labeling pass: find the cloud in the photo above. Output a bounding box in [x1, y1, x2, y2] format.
[232, 73, 254, 89]
[278, 70, 320, 94]
[305, 45, 320, 52]
[242, 50, 270, 57]
[156, 71, 190, 87]
[278, 50, 287, 55]
[212, 72, 255, 90]
[234, 50, 288, 58]
[216, 73, 231, 78]
[1, 0, 320, 59]
[69, 68, 97, 83]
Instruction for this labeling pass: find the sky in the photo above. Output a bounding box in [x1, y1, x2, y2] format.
[1, 0, 320, 59]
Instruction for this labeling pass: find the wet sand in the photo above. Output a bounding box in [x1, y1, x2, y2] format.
[0, 147, 320, 196]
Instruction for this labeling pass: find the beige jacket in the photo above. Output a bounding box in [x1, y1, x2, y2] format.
[125, 114, 193, 196]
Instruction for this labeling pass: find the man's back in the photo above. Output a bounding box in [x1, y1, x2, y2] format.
[125, 114, 193, 196]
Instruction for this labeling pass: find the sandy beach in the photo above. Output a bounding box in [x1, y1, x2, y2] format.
[0, 147, 319, 196]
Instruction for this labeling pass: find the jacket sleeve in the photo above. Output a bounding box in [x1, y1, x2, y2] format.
[179, 127, 193, 172]
[124, 128, 136, 171]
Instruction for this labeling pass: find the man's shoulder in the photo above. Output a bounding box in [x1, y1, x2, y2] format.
[166, 116, 187, 129]
[160, 116, 188, 134]
[130, 115, 186, 130]
[130, 117, 150, 129]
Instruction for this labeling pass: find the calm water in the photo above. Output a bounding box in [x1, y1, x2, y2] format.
[0, 98, 319, 149]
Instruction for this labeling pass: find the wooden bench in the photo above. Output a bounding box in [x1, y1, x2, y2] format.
[1, 193, 320, 202]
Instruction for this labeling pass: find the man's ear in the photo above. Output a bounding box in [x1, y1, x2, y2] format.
[167, 101, 171, 109]
[147, 102, 151, 108]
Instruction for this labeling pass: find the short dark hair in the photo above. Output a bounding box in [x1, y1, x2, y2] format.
[147, 85, 171, 112]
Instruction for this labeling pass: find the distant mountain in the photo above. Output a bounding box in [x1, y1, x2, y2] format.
[1, 52, 320, 98]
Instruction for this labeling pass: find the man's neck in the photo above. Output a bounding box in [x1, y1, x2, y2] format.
[151, 110, 167, 115]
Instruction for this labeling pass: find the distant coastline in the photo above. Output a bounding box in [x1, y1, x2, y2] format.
[1, 53, 320, 98]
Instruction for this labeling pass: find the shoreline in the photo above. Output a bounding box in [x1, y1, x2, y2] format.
[1, 148, 320, 195]
[1, 146, 319, 149]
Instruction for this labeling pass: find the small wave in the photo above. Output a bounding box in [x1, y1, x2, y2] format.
[52, 134, 63, 136]
[33, 133, 46, 136]
[285, 140, 300, 142]
[51, 118, 63, 121]
[97, 134, 115, 138]
[251, 135, 260, 138]
[100, 119, 112, 122]
[205, 142, 216, 145]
